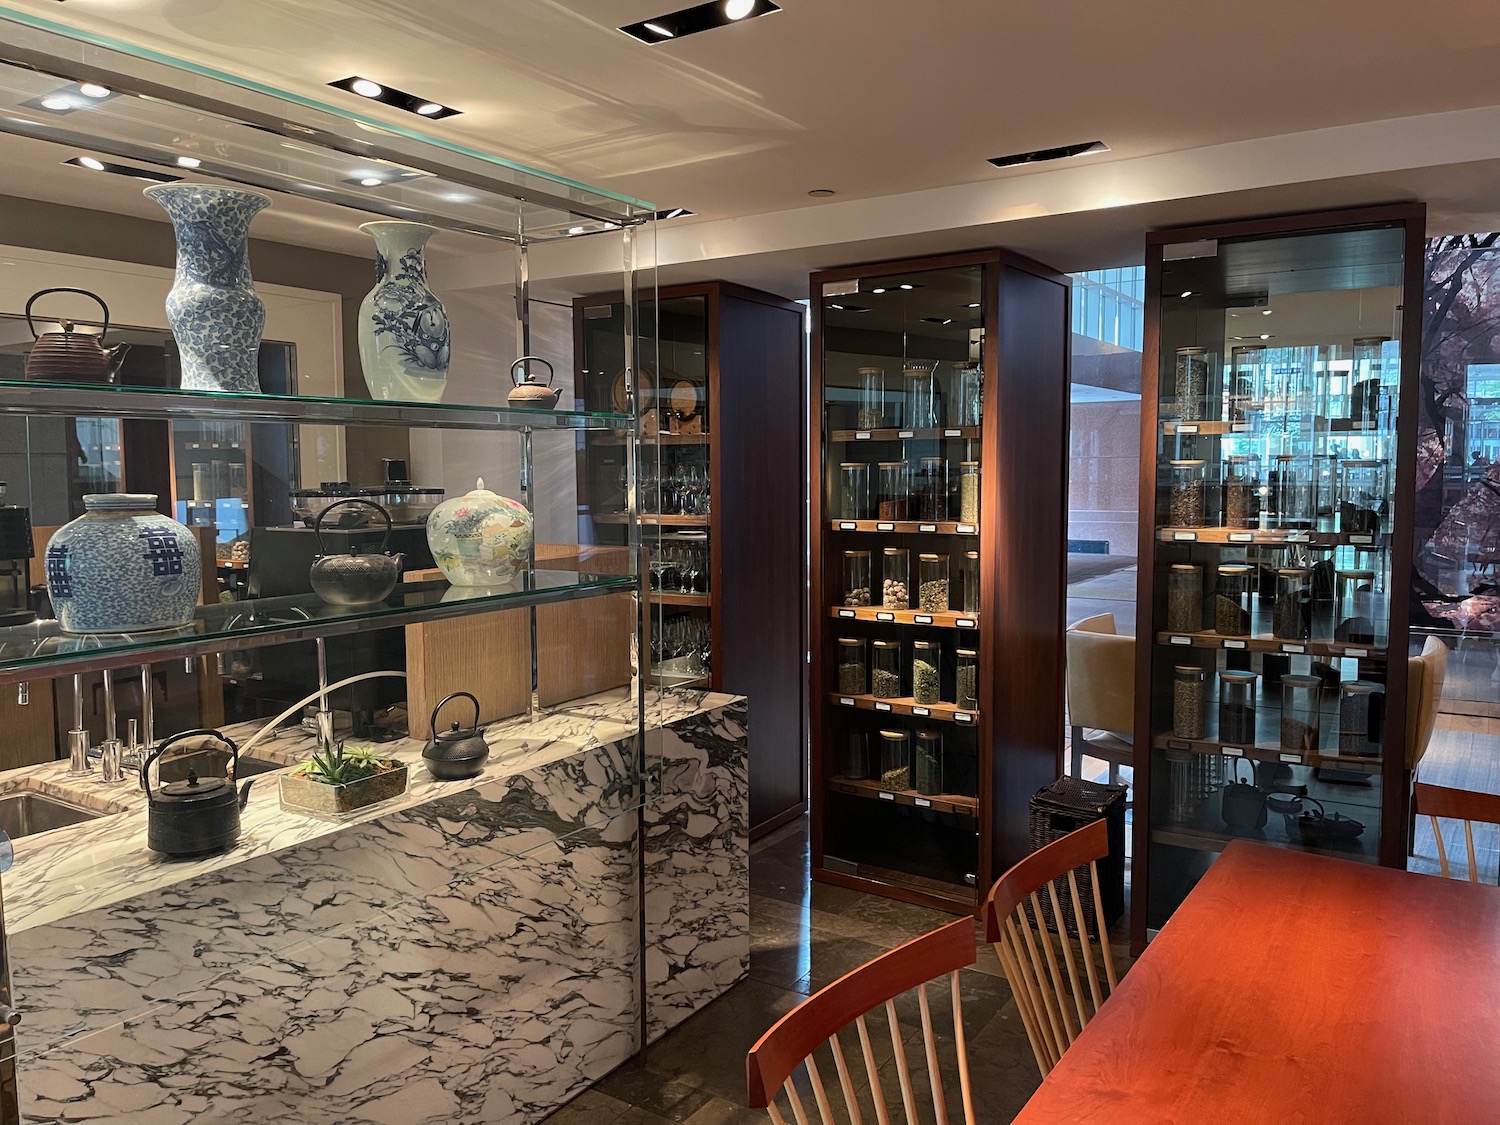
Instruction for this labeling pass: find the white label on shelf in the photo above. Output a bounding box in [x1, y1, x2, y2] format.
[912, 706, 930, 716]
[1279, 753, 1301, 764]
[955, 711, 974, 724]
[898, 430, 915, 439]
[876, 611, 895, 622]
[1223, 639, 1247, 650]
[1176, 424, 1199, 434]
[944, 429, 962, 437]
[839, 696, 855, 706]
[914, 614, 933, 624]
[1281, 644, 1305, 654]
[1223, 746, 1245, 757]
[838, 609, 855, 618]
[1286, 532, 1310, 543]
[914, 797, 933, 808]
[875, 702, 892, 712]
[838, 521, 857, 530]
[1346, 647, 1370, 658]
[879, 791, 895, 801]
[876, 522, 896, 532]
[1228, 532, 1254, 543]
[919, 523, 938, 533]
[957, 618, 977, 628]
[1170, 635, 1192, 646]
[956, 523, 977, 534]
[1173, 531, 1198, 541]
[1350, 534, 1373, 545]
[854, 431, 872, 440]
[1232, 423, 1251, 432]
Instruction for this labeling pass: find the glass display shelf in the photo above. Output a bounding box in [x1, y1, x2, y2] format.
[827, 776, 978, 818]
[0, 569, 634, 683]
[827, 692, 978, 726]
[0, 379, 631, 431]
[827, 426, 981, 443]
[1152, 734, 1382, 776]
[1155, 630, 1386, 659]
[827, 520, 979, 536]
[828, 607, 980, 630]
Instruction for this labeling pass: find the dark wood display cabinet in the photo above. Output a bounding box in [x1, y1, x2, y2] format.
[575, 281, 807, 837]
[1132, 204, 1426, 951]
[810, 249, 1070, 914]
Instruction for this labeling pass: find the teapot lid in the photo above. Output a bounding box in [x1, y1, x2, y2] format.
[427, 722, 488, 760]
[157, 768, 230, 802]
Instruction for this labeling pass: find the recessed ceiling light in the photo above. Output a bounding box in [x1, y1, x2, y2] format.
[568, 225, 588, 235]
[987, 140, 1109, 169]
[870, 288, 886, 295]
[64, 156, 180, 183]
[1262, 309, 1273, 316]
[807, 188, 836, 197]
[78, 83, 111, 99]
[922, 317, 954, 325]
[77, 156, 104, 171]
[40, 95, 72, 111]
[621, 0, 780, 43]
[899, 284, 914, 290]
[967, 303, 980, 309]
[359, 176, 383, 187]
[1180, 291, 1193, 298]
[176, 156, 201, 169]
[328, 76, 461, 119]
[1259, 334, 1272, 340]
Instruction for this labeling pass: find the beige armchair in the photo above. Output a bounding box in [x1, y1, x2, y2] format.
[1406, 634, 1449, 851]
[1066, 612, 1135, 785]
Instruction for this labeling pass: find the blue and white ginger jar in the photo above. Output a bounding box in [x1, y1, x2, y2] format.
[45, 494, 200, 634]
[144, 184, 271, 394]
[358, 221, 450, 403]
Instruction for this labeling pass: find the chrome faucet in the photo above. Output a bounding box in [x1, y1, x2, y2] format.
[97, 668, 125, 783]
[67, 673, 90, 775]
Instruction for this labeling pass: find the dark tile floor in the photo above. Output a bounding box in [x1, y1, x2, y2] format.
[543, 817, 1056, 1125]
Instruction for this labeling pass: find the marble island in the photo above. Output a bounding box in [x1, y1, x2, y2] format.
[1, 687, 749, 1125]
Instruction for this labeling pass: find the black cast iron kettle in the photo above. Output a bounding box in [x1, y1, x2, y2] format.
[422, 691, 490, 780]
[142, 728, 254, 858]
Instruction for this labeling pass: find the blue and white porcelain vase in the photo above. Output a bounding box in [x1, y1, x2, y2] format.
[45, 495, 200, 634]
[144, 184, 270, 394]
[358, 221, 450, 402]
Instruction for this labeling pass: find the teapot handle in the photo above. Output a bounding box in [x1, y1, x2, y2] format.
[313, 497, 392, 556]
[25, 288, 110, 341]
[1228, 756, 1254, 787]
[510, 355, 554, 388]
[430, 690, 480, 736]
[140, 727, 240, 805]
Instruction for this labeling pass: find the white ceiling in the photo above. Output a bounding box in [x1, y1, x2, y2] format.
[6, 0, 1500, 295]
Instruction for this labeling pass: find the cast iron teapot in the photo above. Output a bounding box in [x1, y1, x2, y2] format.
[24, 288, 129, 383]
[1220, 757, 1268, 830]
[309, 498, 403, 606]
[422, 690, 490, 780]
[507, 355, 562, 409]
[142, 728, 253, 858]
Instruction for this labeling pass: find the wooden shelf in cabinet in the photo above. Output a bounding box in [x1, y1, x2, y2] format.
[1155, 629, 1386, 660]
[826, 519, 979, 536]
[597, 514, 710, 527]
[1156, 526, 1387, 548]
[1151, 733, 1382, 775]
[593, 432, 711, 445]
[1161, 418, 1339, 437]
[827, 692, 978, 725]
[828, 775, 979, 817]
[652, 592, 711, 607]
[828, 607, 980, 630]
[1151, 823, 1378, 863]
[828, 426, 980, 443]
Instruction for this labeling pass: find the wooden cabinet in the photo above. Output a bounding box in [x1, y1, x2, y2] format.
[809, 250, 1069, 914]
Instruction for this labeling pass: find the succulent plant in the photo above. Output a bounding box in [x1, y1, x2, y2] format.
[297, 734, 397, 785]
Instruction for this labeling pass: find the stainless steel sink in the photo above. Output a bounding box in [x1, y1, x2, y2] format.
[0, 793, 104, 839]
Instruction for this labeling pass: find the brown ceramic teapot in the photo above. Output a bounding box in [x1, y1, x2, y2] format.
[507, 355, 562, 409]
[24, 288, 129, 383]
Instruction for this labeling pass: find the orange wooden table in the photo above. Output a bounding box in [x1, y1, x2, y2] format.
[1011, 841, 1500, 1124]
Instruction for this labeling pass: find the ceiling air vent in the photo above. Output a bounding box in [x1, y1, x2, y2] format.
[987, 141, 1109, 170]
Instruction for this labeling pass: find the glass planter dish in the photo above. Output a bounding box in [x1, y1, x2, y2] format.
[878, 729, 911, 792]
[904, 362, 940, 429]
[1223, 455, 1256, 529]
[1174, 346, 1210, 420]
[952, 364, 982, 427]
[858, 366, 886, 429]
[1168, 459, 1206, 528]
[843, 550, 872, 607]
[1215, 564, 1253, 636]
[839, 462, 871, 519]
[882, 547, 910, 609]
[1339, 459, 1387, 536]
[918, 553, 950, 612]
[279, 759, 410, 821]
[871, 639, 902, 698]
[878, 461, 909, 520]
[1351, 336, 1391, 424]
[1167, 564, 1203, 632]
[912, 639, 941, 705]
[958, 461, 981, 524]
[959, 550, 980, 614]
[956, 647, 978, 709]
[1173, 664, 1207, 739]
[1273, 568, 1311, 641]
[1227, 344, 1264, 421]
[1218, 670, 1257, 744]
[1280, 674, 1323, 752]
[837, 637, 867, 695]
[1338, 680, 1385, 757]
[917, 456, 948, 521]
[844, 729, 872, 780]
[914, 730, 944, 795]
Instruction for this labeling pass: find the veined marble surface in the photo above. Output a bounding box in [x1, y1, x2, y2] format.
[4, 687, 734, 933]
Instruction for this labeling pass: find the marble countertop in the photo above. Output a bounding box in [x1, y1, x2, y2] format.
[2, 686, 738, 933]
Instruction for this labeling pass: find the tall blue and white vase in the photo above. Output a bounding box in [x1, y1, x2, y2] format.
[45, 495, 200, 634]
[358, 221, 450, 402]
[144, 184, 270, 394]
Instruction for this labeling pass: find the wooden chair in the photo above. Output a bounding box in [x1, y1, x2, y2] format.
[746, 918, 977, 1125]
[1406, 634, 1450, 853]
[983, 819, 1118, 1079]
[1066, 613, 1135, 786]
[1414, 782, 1500, 882]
